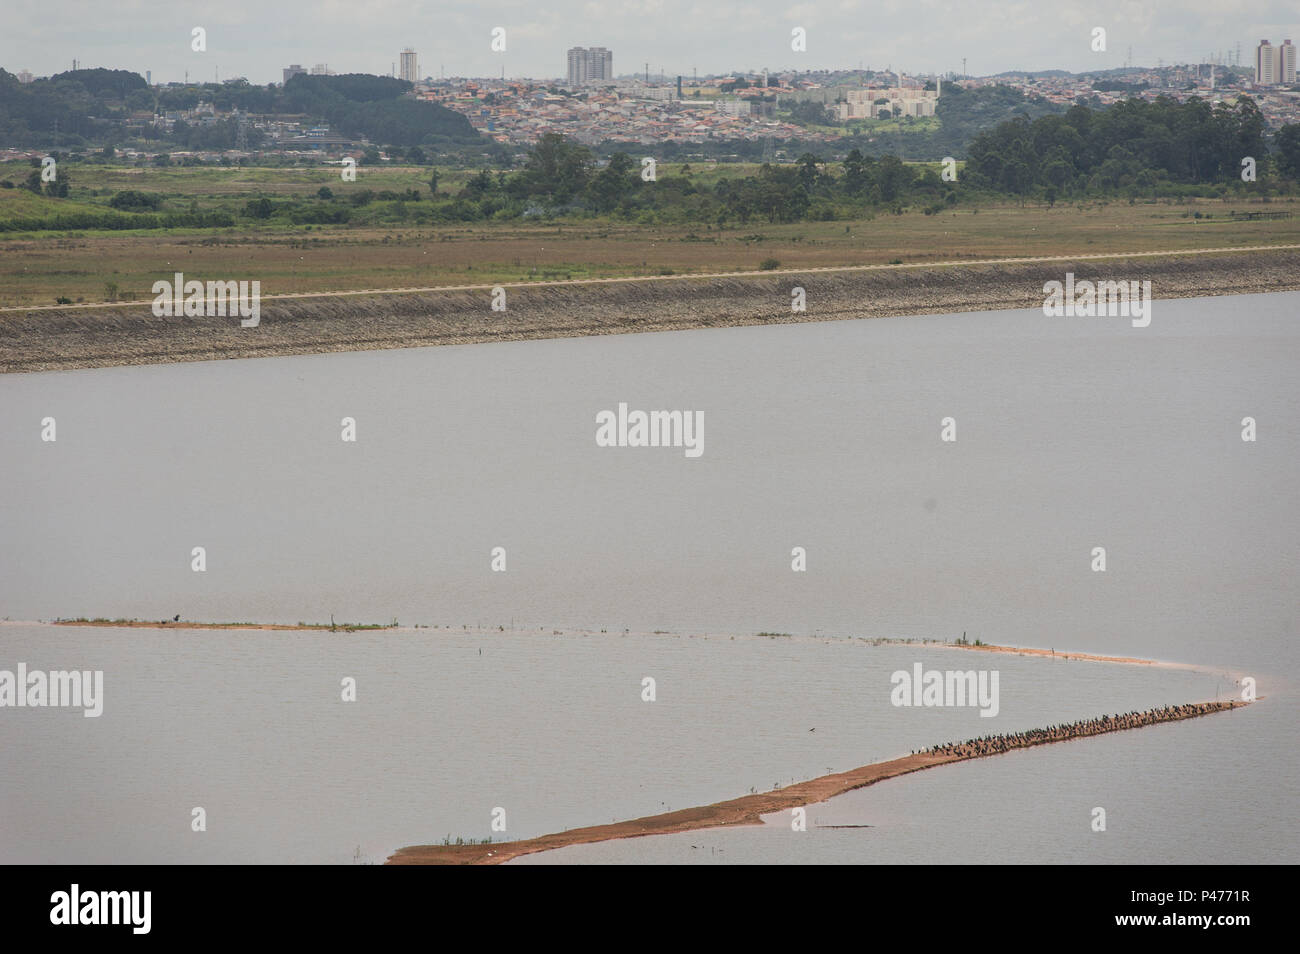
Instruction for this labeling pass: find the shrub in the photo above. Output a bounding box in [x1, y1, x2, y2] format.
[243, 198, 273, 219]
[109, 190, 162, 212]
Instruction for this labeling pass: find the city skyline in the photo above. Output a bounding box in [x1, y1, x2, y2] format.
[3, 0, 1297, 87]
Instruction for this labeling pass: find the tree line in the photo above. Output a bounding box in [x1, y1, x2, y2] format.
[0, 68, 478, 150]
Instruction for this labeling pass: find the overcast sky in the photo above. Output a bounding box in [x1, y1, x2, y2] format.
[4, 1, 1297, 85]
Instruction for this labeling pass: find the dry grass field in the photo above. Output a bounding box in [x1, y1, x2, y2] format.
[3, 193, 1299, 307]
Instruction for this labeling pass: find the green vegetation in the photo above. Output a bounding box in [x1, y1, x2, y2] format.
[440, 835, 494, 846]
[0, 68, 477, 151]
[8, 92, 1288, 236]
[967, 96, 1274, 198]
[5, 194, 1298, 307]
[54, 617, 399, 631]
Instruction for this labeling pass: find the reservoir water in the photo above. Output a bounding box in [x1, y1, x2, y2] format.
[2, 292, 1296, 863]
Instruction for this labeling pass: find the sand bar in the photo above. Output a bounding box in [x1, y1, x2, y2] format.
[387, 698, 1247, 865]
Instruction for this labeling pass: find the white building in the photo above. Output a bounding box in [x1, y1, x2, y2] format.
[715, 98, 752, 117]
[567, 47, 613, 86]
[1255, 39, 1296, 86]
[400, 49, 418, 83]
[834, 77, 940, 121]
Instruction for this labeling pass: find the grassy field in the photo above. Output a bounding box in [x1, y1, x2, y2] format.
[0, 160, 769, 208]
[2, 161, 1298, 306]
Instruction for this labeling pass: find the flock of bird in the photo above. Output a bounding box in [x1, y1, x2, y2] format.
[914, 702, 1237, 759]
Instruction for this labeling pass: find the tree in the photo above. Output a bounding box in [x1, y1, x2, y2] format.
[511, 133, 594, 202]
[796, 153, 823, 191]
[110, 187, 162, 207]
[1275, 124, 1300, 179]
[317, 186, 334, 199]
[461, 169, 494, 198]
[586, 152, 637, 212]
[428, 169, 440, 194]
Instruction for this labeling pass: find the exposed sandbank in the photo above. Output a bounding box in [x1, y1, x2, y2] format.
[50, 618, 394, 633]
[387, 698, 1248, 865]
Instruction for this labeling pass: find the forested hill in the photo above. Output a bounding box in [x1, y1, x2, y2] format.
[0, 68, 481, 148]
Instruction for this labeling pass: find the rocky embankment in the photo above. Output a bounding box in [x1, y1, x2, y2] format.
[5, 249, 1299, 374]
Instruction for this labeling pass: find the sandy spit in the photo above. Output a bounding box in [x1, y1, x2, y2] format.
[386, 698, 1248, 865]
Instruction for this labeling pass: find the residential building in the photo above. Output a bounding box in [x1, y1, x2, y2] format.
[400, 49, 418, 83]
[1255, 39, 1296, 86]
[567, 46, 613, 86]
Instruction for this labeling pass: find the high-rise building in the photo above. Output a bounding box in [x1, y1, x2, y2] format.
[1255, 39, 1297, 85]
[400, 49, 419, 83]
[566, 47, 613, 85]
[1256, 40, 1275, 84]
[283, 64, 307, 85]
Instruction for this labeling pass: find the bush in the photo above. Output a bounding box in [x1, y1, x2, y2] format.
[758, 257, 780, 270]
[109, 190, 163, 212]
[244, 198, 273, 219]
[0, 210, 235, 233]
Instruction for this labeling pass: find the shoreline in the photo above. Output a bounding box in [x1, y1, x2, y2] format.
[5, 247, 1300, 373]
[48, 618, 396, 633]
[32, 621, 1178, 666]
[387, 698, 1248, 865]
[14, 620, 1254, 863]
[34, 620, 1195, 668]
